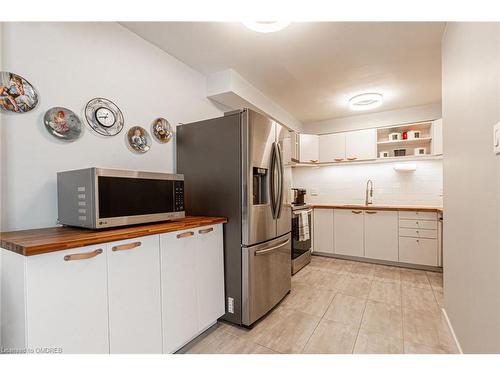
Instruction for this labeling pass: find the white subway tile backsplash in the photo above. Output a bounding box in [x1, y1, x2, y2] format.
[292, 160, 443, 206]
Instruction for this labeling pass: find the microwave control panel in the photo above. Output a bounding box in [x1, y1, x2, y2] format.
[174, 180, 185, 212]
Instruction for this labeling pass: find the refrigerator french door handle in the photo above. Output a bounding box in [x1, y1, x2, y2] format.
[275, 142, 284, 219]
[269, 142, 277, 219]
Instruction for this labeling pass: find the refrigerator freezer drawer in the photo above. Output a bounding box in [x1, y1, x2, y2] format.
[241, 233, 291, 326]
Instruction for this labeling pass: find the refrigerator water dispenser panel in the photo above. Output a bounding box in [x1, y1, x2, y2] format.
[252, 167, 269, 205]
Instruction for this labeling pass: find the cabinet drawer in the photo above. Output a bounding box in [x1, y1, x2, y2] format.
[399, 237, 438, 266]
[399, 219, 437, 230]
[399, 211, 437, 220]
[399, 228, 438, 239]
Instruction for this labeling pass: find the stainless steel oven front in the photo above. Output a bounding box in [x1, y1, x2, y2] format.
[57, 168, 185, 229]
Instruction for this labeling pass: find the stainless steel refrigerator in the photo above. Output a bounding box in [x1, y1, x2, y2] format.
[177, 109, 292, 326]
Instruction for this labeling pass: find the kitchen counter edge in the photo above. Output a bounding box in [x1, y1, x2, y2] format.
[0, 216, 228, 257]
[310, 204, 443, 213]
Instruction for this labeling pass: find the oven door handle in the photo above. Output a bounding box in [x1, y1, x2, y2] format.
[254, 238, 290, 256]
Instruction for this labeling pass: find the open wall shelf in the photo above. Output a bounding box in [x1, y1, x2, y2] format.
[376, 122, 433, 159]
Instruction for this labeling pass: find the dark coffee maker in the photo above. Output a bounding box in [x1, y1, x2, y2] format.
[292, 188, 306, 206]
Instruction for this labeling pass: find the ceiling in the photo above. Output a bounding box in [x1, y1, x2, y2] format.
[122, 22, 445, 124]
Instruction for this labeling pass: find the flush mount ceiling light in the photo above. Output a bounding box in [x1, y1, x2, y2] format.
[349, 93, 383, 111]
[242, 21, 290, 33]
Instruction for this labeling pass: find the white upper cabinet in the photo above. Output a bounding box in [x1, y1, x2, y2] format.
[334, 209, 364, 257]
[432, 119, 443, 155]
[299, 134, 319, 163]
[106, 235, 163, 354]
[319, 133, 346, 162]
[345, 129, 377, 161]
[364, 210, 399, 262]
[25, 245, 109, 354]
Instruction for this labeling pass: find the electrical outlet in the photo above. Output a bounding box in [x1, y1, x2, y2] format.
[227, 297, 234, 314]
[494, 122, 500, 155]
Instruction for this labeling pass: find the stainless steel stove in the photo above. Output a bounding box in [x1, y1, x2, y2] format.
[291, 203, 312, 274]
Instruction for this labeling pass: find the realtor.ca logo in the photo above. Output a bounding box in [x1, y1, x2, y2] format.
[0, 347, 63, 354]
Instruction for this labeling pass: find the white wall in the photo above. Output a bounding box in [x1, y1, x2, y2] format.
[442, 23, 500, 353]
[0, 23, 222, 231]
[207, 69, 303, 132]
[292, 160, 443, 207]
[304, 102, 441, 134]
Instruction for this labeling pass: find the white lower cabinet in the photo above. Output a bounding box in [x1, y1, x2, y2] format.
[160, 224, 225, 353]
[364, 210, 399, 261]
[313, 208, 334, 254]
[106, 235, 163, 354]
[1, 223, 225, 354]
[399, 237, 438, 266]
[25, 245, 109, 354]
[334, 209, 364, 257]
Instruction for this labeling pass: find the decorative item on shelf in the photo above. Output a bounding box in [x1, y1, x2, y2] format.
[127, 126, 151, 153]
[408, 130, 421, 139]
[402, 131, 408, 140]
[0, 71, 38, 113]
[414, 147, 426, 156]
[379, 151, 390, 158]
[84, 97, 124, 136]
[394, 149, 406, 157]
[43, 107, 82, 141]
[389, 132, 401, 141]
[151, 117, 173, 143]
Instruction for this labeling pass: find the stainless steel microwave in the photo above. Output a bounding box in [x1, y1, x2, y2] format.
[57, 168, 185, 229]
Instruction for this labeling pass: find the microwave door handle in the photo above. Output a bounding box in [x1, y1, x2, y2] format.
[275, 142, 284, 219]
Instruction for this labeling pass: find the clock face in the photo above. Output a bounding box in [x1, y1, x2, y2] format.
[84, 98, 124, 136]
[95, 107, 116, 127]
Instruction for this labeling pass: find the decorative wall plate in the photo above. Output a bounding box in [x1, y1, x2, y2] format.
[84, 97, 124, 136]
[43, 107, 82, 141]
[0, 71, 38, 113]
[127, 126, 151, 153]
[151, 117, 173, 143]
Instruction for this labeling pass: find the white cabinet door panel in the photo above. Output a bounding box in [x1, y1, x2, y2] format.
[26, 245, 109, 354]
[319, 133, 346, 162]
[313, 209, 334, 254]
[364, 211, 399, 261]
[334, 209, 364, 257]
[299, 134, 319, 163]
[107, 235, 162, 354]
[345, 129, 377, 161]
[195, 224, 225, 330]
[399, 237, 438, 266]
[161, 230, 199, 353]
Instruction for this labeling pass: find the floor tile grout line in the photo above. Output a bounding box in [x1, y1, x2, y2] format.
[300, 288, 339, 353]
[351, 279, 372, 353]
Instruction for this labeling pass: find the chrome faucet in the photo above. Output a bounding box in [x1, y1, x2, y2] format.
[365, 179, 374, 205]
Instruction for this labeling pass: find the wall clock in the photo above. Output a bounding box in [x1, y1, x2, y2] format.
[84, 97, 124, 136]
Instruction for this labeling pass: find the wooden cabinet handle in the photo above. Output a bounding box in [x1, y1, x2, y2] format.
[334, 158, 344, 162]
[351, 210, 362, 214]
[177, 231, 194, 239]
[366, 211, 377, 214]
[64, 248, 103, 261]
[198, 227, 214, 235]
[346, 157, 357, 161]
[112, 241, 141, 252]
[309, 159, 319, 163]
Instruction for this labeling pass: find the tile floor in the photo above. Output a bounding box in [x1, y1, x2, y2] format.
[180, 255, 455, 354]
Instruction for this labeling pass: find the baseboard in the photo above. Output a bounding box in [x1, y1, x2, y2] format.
[441, 307, 463, 354]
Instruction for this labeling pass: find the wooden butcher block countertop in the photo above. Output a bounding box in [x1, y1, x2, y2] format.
[0, 216, 227, 257]
[310, 204, 443, 213]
